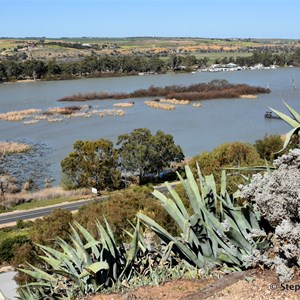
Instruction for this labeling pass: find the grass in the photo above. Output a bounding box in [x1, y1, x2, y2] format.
[10, 194, 91, 211]
[1, 187, 90, 213]
[0, 184, 154, 214]
[0, 226, 29, 243]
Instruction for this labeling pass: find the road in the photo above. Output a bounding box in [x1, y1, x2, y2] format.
[0, 183, 179, 227]
[0, 197, 107, 226]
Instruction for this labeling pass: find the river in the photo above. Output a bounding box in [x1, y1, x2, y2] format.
[0, 68, 300, 186]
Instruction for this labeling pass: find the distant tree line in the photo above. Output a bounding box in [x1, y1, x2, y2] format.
[0, 54, 200, 82]
[1, 50, 300, 82]
[215, 50, 300, 67]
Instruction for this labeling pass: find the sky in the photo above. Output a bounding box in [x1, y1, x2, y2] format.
[1, 0, 299, 39]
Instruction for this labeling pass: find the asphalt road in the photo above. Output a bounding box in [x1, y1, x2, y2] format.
[0, 183, 179, 227]
[0, 197, 106, 226]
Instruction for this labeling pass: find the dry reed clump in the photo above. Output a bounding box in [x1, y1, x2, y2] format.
[192, 103, 202, 107]
[0, 109, 41, 121]
[58, 92, 129, 102]
[44, 105, 83, 115]
[98, 109, 125, 117]
[0, 142, 31, 154]
[4, 187, 90, 207]
[47, 118, 63, 123]
[144, 101, 175, 110]
[23, 120, 39, 125]
[239, 95, 258, 99]
[113, 102, 135, 107]
[160, 98, 190, 105]
[34, 115, 47, 120]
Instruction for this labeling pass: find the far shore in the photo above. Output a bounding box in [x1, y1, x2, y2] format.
[0, 66, 294, 86]
[2, 79, 39, 84]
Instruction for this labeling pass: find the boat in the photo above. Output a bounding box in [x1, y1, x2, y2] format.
[264, 111, 281, 119]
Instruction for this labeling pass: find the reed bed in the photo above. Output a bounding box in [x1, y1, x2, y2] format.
[0, 104, 125, 125]
[4, 187, 90, 207]
[144, 101, 175, 110]
[57, 80, 270, 102]
[47, 118, 63, 123]
[98, 109, 125, 117]
[45, 105, 83, 115]
[58, 92, 129, 102]
[160, 98, 190, 105]
[34, 115, 48, 120]
[0, 142, 31, 154]
[113, 102, 135, 107]
[23, 120, 39, 125]
[239, 94, 258, 99]
[0, 109, 41, 121]
[192, 103, 202, 107]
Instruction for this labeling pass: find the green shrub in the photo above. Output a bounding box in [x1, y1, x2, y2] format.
[254, 133, 298, 161]
[29, 209, 73, 247]
[189, 142, 263, 192]
[254, 134, 283, 161]
[75, 189, 179, 242]
[0, 235, 30, 263]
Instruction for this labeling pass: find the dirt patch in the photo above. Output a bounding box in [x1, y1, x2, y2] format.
[88, 269, 300, 300]
[91, 278, 216, 300]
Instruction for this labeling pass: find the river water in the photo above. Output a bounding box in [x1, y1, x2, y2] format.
[1, 68, 300, 186]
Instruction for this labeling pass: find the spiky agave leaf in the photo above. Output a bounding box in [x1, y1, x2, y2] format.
[139, 165, 268, 271]
[269, 101, 300, 153]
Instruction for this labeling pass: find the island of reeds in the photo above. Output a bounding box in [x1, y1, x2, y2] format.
[58, 79, 270, 102]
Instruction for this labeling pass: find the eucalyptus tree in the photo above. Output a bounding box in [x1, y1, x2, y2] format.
[61, 139, 121, 191]
[117, 128, 184, 184]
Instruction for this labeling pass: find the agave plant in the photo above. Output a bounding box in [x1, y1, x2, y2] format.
[18, 218, 143, 299]
[270, 100, 300, 152]
[138, 164, 269, 271]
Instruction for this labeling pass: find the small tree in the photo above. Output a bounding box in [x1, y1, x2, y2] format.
[61, 139, 121, 191]
[117, 128, 184, 184]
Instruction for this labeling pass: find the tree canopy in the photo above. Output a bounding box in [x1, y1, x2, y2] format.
[60, 129, 184, 189]
[117, 128, 184, 183]
[61, 139, 121, 191]
[188, 142, 263, 192]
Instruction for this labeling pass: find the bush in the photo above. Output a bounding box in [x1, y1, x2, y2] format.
[254, 133, 298, 161]
[30, 209, 73, 247]
[0, 235, 30, 263]
[75, 189, 179, 242]
[189, 142, 263, 192]
[254, 134, 283, 161]
[11, 242, 37, 285]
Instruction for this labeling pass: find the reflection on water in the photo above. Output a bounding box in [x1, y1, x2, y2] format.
[0, 68, 300, 185]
